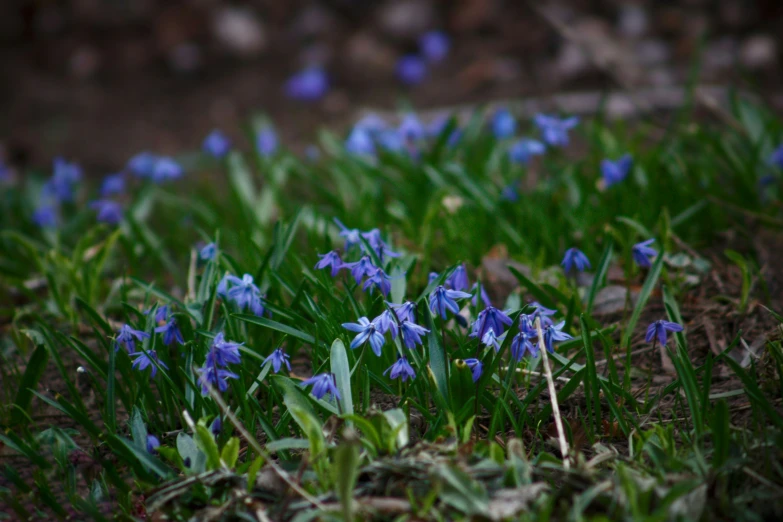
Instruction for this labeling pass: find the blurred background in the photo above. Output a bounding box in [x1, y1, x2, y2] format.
[1, 0, 781, 173]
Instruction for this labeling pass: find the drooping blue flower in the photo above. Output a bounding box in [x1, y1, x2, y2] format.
[361, 229, 401, 262]
[155, 318, 184, 346]
[205, 332, 243, 367]
[315, 250, 343, 277]
[471, 282, 492, 308]
[471, 306, 512, 339]
[355, 113, 388, 134]
[396, 55, 427, 85]
[345, 126, 376, 156]
[768, 144, 783, 169]
[508, 138, 545, 164]
[645, 320, 683, 346]
[127, 152, 158, 177]
[285, 67, 329, 101]
[256, 127, 279, 157]
[100, 174, 126, 197]
[343, 317, 385, 356]
[90, 199, 123, 224]
[601, 154, 633, 187]
[429, 285, 472, 319]
[131, 349, 168, 377]
[447, 264, 470, 292]
[561, 247, 591, 274]
[481, 329, 503, 352]
[363, 267, 392, 296]
[32, 205, 58, 228]
[501, 182, 519, 202]
[419, 30, 450, 62]
[530, 302, 556, 329]
[146, 435, 161, 454]
[151, 157, 183, 183]
[210, 416, 222, 436]
[399, 114, 426, 143]
[511, 332, 537, 361]
[400, 320, 429, 349]
[373, 309, 399, 339]
[492, 109, 516, 139]
[334, 218, 362, 250]
[543, 321, 571, 353]
[203, 129, 232, 158]
[390, 301, 416, 323]
[464, 358, 483, 382]
[200, 243, 217, 261]
[632, 239, 657, 268]
[43, 157, 82, 202]
[115, 324, 150, 354]
[343, 255, 376, 284]
[376, 130, 404, 153]
[226, 274, 264, 314]
[152, 305, 169, 324]
[534, 114, 579, 147]
[263, 348, 291, 373]
[197, 365, 239, 395]
[384, 356, 416, 382]
[428, 272, 440, 284]
[301, 373, 340, 401]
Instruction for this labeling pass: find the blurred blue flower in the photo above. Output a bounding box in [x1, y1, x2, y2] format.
[400, 320, 429, 349]
[427, 115, 449, 137]
[429, 285, 471, 319]
[155, 318, 184, 346]
[0, 160, 8, 181]
[508, 139, 545, 164]
[492, 109, 516, 139]
[132, 349, 168, 377]
[200, 242, 217, 261]
[285, 67, 329, 101]
[44, 158, 82, 202]
[396, 55, 427, 85]
[390, 301, 416, 323]
[226, 274, 265, 316]
[363, 267, 392, 296]
[632, 239, 657, 268]
[152, 305, 169, 324]
[561, 247, 591, 274]
[334, 218, 363, 249]
[373, 309, 399, 339]
[511, 332, 537, 361]
[534, 114, 579, 147]
[315, 250, 343, 277]
[399, 114, 426, 143]
[127, 152, 158, 178]
[530, 302, 556, 328]
[769, 144, 783, 169]
[90, 199, 123, 224]
[146, 435, 160, 454]
[33, 205, 58, 228]
[256, 127, 279, 157]
[501, 182, 519, 202]
[210, 417, 222, 436]
[420, 30, 450, 62]
[206, 332, 243, 367]
[385, 356, 416, 382]
[447, 264, 469, 291]
[464, 358, 483, 382]
[355, 113, 388, 133]
[362, 228, 401, 262]
[428, 272, 440, 284]
[376, 130, 404, 152]
[343, 317, 385, 356]
[203, 129, 231, 158]
[601, 154, 633, 187]
[263, 348, 291, 373]
[151, 157, 183, 183]
[481, 329, 502, 352]
[645, 320, 683, 346]
[301, 373, 340, 400]
[471, 306, 512, 339]
[115, 324, 150, 354]
[197, 365, 239, 395]
[471, 282, 492, 308]
[345, 126, 376, 156]
[543, 321, 571, 353]
[100, 174, 125, 197]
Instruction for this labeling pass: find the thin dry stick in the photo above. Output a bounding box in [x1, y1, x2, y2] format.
[534, 317, 570, 469]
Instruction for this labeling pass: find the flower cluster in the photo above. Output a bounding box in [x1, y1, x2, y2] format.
[197, 333, 242, 396]
[218, 273, 266, 316]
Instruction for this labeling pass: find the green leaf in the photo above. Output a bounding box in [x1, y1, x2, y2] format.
[333, 433, 361, 522]
[246, 456, 265, 492]
[110, 435, 173, 480]
[330, 339, 354, 416]
[129, 407, 148, 452]
[711, 399, 730, 469]
[11, 345, 48, 426]
[234, 314, 321, 346]
[176, 433, 206, 474]
[586, 240, 613, 314]
[194, 425, 221, 470]
[221, 437, 240, 469]
[422, 307, 449, 405]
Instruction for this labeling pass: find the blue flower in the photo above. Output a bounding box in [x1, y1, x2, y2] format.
[355, 114, 388, 134]
[226, 274, 265, 315]
[343, 255, 376, 284]
[32, 205, 58, 228]
[543, 321, 571, 353]
[146, 435, 160, 454]
[501, 182, 519, 202]
[384, 356, 416, 382]
[285, 67, 329, 101]
[428, 272, 440, 284]
[131, 349, 168, 377]
[492, 109, 516, 139]
[464, 358, 483, 382]
[419, 30, 450, 62]
[43, 157, 82, 202]
[333, 218, 362, 250]
[530, 302, 556, 329]
[301, 373, 340, 401]
[197, 365, 239, 395]
[561, 247, 591, 274]
[363, 267, 392, 296]
[534, 114, 579, 147]
[601, 154, 633, 187]
[447, 264, 470, 291]
[645, 320, 683, 346]
[90, 199, 123, 224]
[256, 127, 279, 157]
[399, 114, 426, 143]
[148, 305, 169, 324]
[263, 348, 291, 373]
[200, 243, 217, 261]
[429, 285, 471, 319]
[632, 239, 657, 268]
[511, 332, 537, 361]
[390, 301, 417, 323]
[127, 152, 158, 178]
[315, 250, 343, 277]
[361, 229, 401, 262]
[481, 329, 503, 352]
[377, 130, 405, 153]
[471, 306, 512, 339]
[210, 417, 222, 436]
[206, 332, 243, 367]
[343, 317, 385, 356]
[769, 144, 783, 169]
[471, 283, 492, 308]
[100, 174, 125, 197]
[203, 129, 231, 158]
[115, 324, 150, 354]
[373, 310, 399, 339]
[345, 126, 376, 156]
[509, 139, 545, 164]
[400, 320, 429, 349]
[151, 157, 183, 183]
[217, 274, 241, 298]
[155, 318, 184, 346]
[396, 55, 427, 85]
